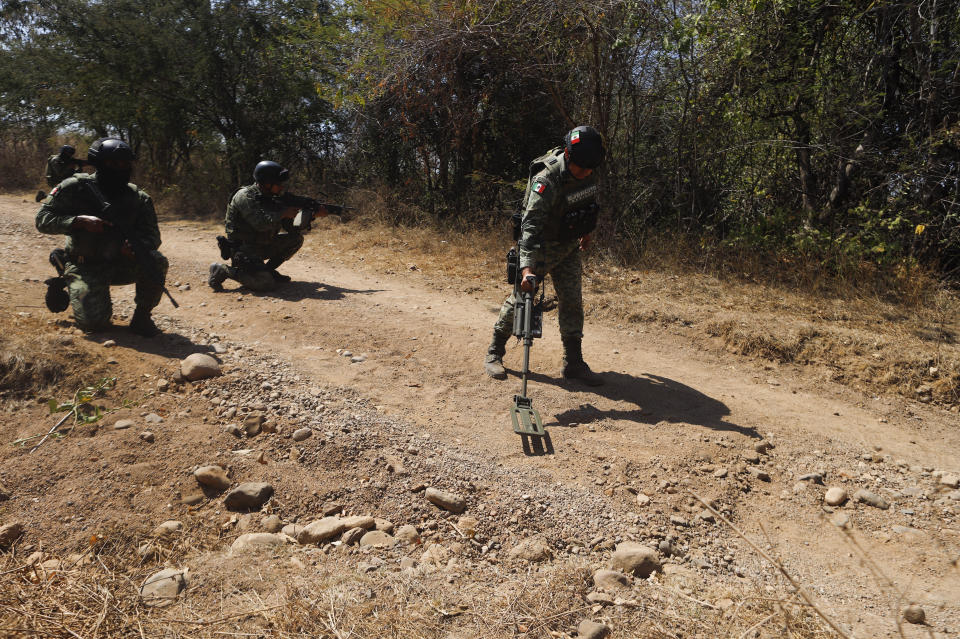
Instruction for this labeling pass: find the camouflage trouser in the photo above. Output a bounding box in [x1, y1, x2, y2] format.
[228, 233, 303, 292]
[63, 251, 169, 332]
[493, 241, 583, 340]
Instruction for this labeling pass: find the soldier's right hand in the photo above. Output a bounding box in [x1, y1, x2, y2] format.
[520, 269, 537, 293]
[72, 215, 111, 232]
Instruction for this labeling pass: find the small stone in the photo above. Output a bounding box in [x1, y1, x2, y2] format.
[425, 487, 467, 513]
[180, 353, 221, 381]
[243, 414, 264, 437]
[754, 440, 773, 454]
[578, 619, 611, 639]
[350, 354, 367, 363]
[610, 542, 660, 577]
[940, 474, 960, 489]
[747, 467, 771, 482]
[145, 413, 163, 424]
[419, 543, 451, 567]
[194, 465, 230, 492]
[281, 524, 303, 538]
[103, 340, 116, 348]
[230, 533, 289, 554]
[395, 525, 421, 544]
[152, 520, 182, 538]
[139, 431, 155, 443]
[292, 428, 312, 442]
[824, 487, 848, 506]
[222, 407, 237, 420]
[223, 482, 274, 511]
[636, 493, 651, 506]
[853, 488, 890, 510]
[157, 379, 169, 392]
[0, 522, 24, 549]
[181, 491, 204, 506]
[261, 515, 282, 533]
[799, 473, 824, 484]
[586, 591, 614, 605]
[593, 569, 630, 592]
[341, 527, 366, 545]
[508, 537, 552, 562]
[374, 518, 395, 534]
[743, 450, 761, 463]
[140, 568, 188, 607]
[113, 419, 134, 430]
[902, 604, 925, 625]
[670, 515, 690, 527]
[224, 424, 242, 438]
[359, 530, 396, 547]
[698, 509, 715, 523]
[321, 502, 344, 516]
[713, 468, 728, 478]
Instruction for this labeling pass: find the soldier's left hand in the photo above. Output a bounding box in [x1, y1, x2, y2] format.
[579, 234, 592, 251]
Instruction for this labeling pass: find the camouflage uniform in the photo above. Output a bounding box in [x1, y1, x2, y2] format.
[45, 154, 81, 188]
[35, 175, 168, 331]
[493, 147, 600, 341]
[213, 184, 303, 291]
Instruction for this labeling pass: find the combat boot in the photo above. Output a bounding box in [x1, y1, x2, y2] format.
[208, 263, 230, 291]
[130, 307, 161, 337]
[561, 336, 603, 386]
[484, 333, 509, 380]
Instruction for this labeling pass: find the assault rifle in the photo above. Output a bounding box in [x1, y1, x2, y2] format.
[278, 193, 354, 232]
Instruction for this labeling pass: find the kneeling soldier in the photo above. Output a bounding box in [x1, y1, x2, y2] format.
[35, 138, 168, 336]
[208, 161, 305, 292]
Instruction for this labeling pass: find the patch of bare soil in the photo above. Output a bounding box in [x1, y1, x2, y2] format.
[0, 192, 958, 638]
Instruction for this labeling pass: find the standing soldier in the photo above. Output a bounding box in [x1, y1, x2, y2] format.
[484, 125, 606, 386]
[208, 161, 311, 292]
[35, 138, 169, 336]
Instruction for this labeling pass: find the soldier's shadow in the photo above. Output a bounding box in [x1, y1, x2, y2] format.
[81, 326, 215, 359]
[512, 369, 758, 439]
[240, 281, 382, 301]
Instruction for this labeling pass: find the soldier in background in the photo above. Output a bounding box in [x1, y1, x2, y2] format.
[36, 145, 85, 201]
[208, 161, 312, 292]
[36, 138, 168, 336]
[484, 125, 606, 386]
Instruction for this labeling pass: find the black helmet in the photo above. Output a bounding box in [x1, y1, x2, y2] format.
[59, 145, 76, 158]
[564, 126, 605, 169]
[253, 161, 290, 184]
[87, 138, 134, 168]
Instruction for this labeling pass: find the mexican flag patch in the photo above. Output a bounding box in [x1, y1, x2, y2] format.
[49, 186, 59, 196]
[534, 181, 546, 194]
[570, 130, 581, 144]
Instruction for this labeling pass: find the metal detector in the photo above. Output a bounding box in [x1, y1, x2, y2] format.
[510, 274, 546, 438]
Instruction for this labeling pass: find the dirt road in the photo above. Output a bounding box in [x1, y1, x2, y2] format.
[2, 192, 958, 636]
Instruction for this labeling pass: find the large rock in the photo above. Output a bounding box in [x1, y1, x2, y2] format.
[243, 414, 264, 437]
[359, 531, 396, 547]
[425, 487, 466, 513]
[0, 522, 24, 549]
[593, 569, 630, 592]
[223, 482, 274, 511]
[395, 525, 421, 544]
[194, 465, 230, 492]
[230, 533, 290, 554]
[140, 568, 189, 607]
[508, 537, 553, 563]
[297, 517, 347, 544]
[578, 620, 611, 639]
[340, 515, 376, 530]
[610, 542, 661, 578]
[180, 353, 221, 381]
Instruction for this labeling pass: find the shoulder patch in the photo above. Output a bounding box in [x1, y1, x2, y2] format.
[49, 186, 60, 197]
[533, 181, 547, 195]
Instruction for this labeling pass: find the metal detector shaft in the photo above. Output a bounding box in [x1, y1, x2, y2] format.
[520, 290, 533, 396]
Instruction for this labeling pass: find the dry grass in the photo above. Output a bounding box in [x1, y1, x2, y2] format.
[0, 533, 839, 639]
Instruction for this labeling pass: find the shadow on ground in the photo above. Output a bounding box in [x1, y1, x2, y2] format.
[213, 280, 383, 302]
[81, 325, 213, 359]
[511, 368, 757, 438]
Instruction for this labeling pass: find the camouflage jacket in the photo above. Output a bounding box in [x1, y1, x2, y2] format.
[224, 184, 291, 248]
[517, 147, 600, 270]
[45, 155, 81, 188]
[35, 174, 161, 262]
